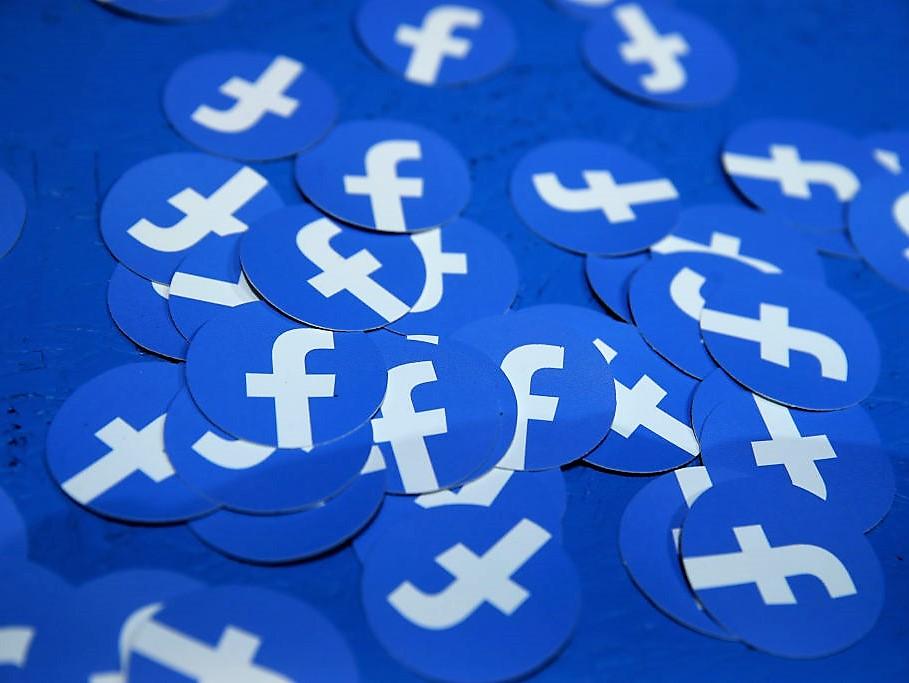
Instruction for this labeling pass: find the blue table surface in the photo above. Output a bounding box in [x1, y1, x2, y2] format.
[1, 1, 907, 680]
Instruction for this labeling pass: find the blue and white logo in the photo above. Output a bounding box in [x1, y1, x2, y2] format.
[168, 236, 259, 338]
[127, 586, 359, 682]
[356, 0, 517, 87]
[510, 139, 680, 255]
[0, 168, 25, 259]
[629, 252, 761, 379]
[680, 477, 884, 658]
[722, 119, 878, 232]
[354, 467, 567, 561]
[585, 252, 647, 322]
[531, 304, 699, 474]
[296, 120, 470, 233]
[452, 308, 617, 470]
[189, 448, 386, 563]
[0, 486, 27, 558]
[620, 466, 738, 639]
[361, 506, 580, 683]
[185, 302, 387, 447]
[848, 174, 909, 291]
[390, 219, 519, 337]
[94, 0, 229, 21]
[165, 389, 373, 514]
[369, 333, 508, 493]
[700, 384, 894, 532]
[582, 2, 737, 107]
[107, 264, 188, 360]
[164, 51, 338, 161]
[866, 130, 909, 176]
[700, 274, 880, 410]
[45, 363, 215, 523]
[100, 153, 282, 283]
[240, 205, 426, 330]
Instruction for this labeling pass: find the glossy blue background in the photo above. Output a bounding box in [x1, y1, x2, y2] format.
[0, 0, 907, 680]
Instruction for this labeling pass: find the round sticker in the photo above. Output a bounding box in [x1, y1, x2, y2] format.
[361, 506, 580, 683]
[295, 119, 470, 233]
[185, 302, 387, 447]
[355, 0, 517, 87]
[848, 173, 909, 290]
[94, 0, 229, 21]
[46, 363, 216, 523]
[700, 275, 880, 410]
[164, 389, 372, 514]
[164, 51, 338, 161]
[680, 478, 884, 658]
[584, 252, 648, 322]
[0, 485, 27, 558]
[240, 204, 426, 330]
[100, 153, 283, 283]
[107, 264, 187, 360]
[510, 139, 680, 255]
[0, 168, 25, 259]
[689, 367, 739, 438]
[127, 586, 358, 682]
[865, 130, 909, 176]
[583, 1, 737, 107]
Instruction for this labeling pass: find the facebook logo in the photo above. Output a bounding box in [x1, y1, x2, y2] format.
[848, 171, 909, 291]
[343, 140, 425, 232]
[356, 0, 517, 87]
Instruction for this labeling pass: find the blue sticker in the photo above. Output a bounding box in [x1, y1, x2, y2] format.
[100, 153, 283, 283]
[531, 304, 699, 473]
[107, 264, 188, 360]
[0, 168, 26, 259]
[700, 388, 893, 532]
[389, 219, 519, 336]
[510, 139, 680, 255]
[865, 130, 909, 176]
[165, 389, 372, 514]
[722, 119, 878, 232]
[848, 174, 909, 290]
[240, 205, 426, 330]
[356, 0, 517, 87]
[452, 308, 617, 470]
[582, 2, 737, 107]
[295, 119, 470, 233]
[370, 333, 507, 493]
[25, 569, 202, 682]
[354, 467, 567, 562]
[46, 363, 216, 523]
[629, 252, 761, 379]
[0, 485, 27, 558]
[189, 451, 386, 563]
[620, 466, 738, 639]
[700, 275, 880, 410]
[585, 252, 648, 322]
[127, 586, 358, 682]
[168, 236, 259, 338]
[95, 0, 229, 21]
[361, 506, 580, 683]
[164, 51, 338, 161]
[186, 302, 386, 447]
[680, 477, 884, 658]
[689, 367, 739, 439]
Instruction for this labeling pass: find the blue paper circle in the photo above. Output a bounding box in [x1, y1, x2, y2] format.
[240, 204, 426, 330]
[186, 302, 387, 447]
[0, 168, 26, 259]
[689, 367, 740, 438]
[0, 485, 27, 558]
[100, 153, 283, 283]
[165, 389, 372, 514]
[94, 0, 229, 21]
[582, 2, 737, 107]
[127, 585, 358, 682]
[701, 275, 880, 410]
[45, 363, 216, 523]
[629, 252, 762, 378]
[168, 236, 259, 338]
[680, 478, 884, 658]
[389, 219, 519, 336]
[865, 130, 909, 176]
[722, 119, 879, 232]
[295, 119, 471, 233]
[355, 0, 516, 87]
[164, 51, 338, 161]
[848, 173, 909, 290]
[107, 264, 188, 360]
[361, 506, 580, 683]
[699, 388, 893, 532]
[585, 252, 648, 322]
[452, 307, 617, 470]
[510, 139, 680, 255]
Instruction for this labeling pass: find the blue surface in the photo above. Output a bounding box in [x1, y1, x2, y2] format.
[0, 0, 907, 680]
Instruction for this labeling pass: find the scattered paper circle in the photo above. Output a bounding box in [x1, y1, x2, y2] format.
[848, 173, 909, 290]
